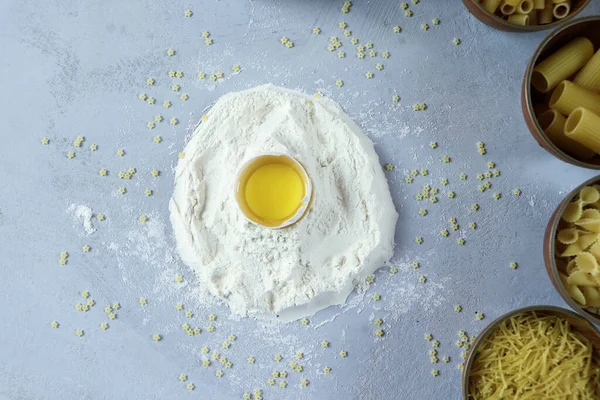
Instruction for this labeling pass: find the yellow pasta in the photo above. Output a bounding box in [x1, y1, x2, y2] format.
[553, 0, 570, 19]
[568, 270, 598, 287]
[550, 81, 600, 117]
[562, 200, 583, 222]
[557, 227, 579, 244]
[565, 108, 600, 154]
[538, 2, 554, 24]
[499, 1, 516, 15]
[502, 0, 521, 5]
[508, 13, 528, 25]
[583, 286, 600, 306]
[589, 241, 600, 259]
[532, 0, 545, 9]
[532, 37, 594, 93]
[468, 312, 600, 399]
[575, 252, 599, 273]
[538, 109, 596, 159]
[481, 0, 502, 13]
[517, 0, 533, 13]
[574, 50, 600, 94]
[580, 186, 600, 205]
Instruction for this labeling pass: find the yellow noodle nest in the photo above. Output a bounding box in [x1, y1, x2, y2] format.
[556, 185, 600, 313]
[468, 312, 600, 399]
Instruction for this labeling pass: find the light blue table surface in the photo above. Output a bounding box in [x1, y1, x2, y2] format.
[1, 1, 600, 399]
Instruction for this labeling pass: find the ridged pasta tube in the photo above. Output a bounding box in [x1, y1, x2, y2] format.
[553, 1, 570, 19]
[575, 50, 600, 94]
[517, 0, 534, 13]
[550, 81, 600, 117]
[538, 109, 595, 159]
[508, 14, 529, 25]
[481, 0, 502, 13]
[565, 107, 600, 154]
[538, 2, 554, 23]
[532, 37, 594, 93]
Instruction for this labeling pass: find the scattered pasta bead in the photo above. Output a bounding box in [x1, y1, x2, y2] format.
[419, 208, 428, 216]
[273, 354, 282, 362]
[50, 320, 59, 328]
[448, 191, 456, 199]
[312, 27, 321, 34]
[493, 193, 501, 200]
[366, 275, 375, 284]
[139, 297, 148, 306]
[513, 188, 521, 196]
[171, 85, 180, 92]
[138, 93, 147, 101]
[421, 24, 429, 31]
[175, 275, 184, 283]
[475, 312, 484, 320]
[424, 333, 433, 341]
[405, 176, 413, 184]
[180, 93, 189, 101]
[185, 310, 193, 318]
[392, 94, 400, 103]
[430, 356, 438, 363]
[215, 369, 224, 377]
[82, 244, 91, 253]
[440, 229, 449, 237]
[343, 30, 351, 37]
[510, 262, 518, 269]
[339, 21, 347, 29]
[167, 48, 175, 56]
[372, 293, 381, 301]
[337, 51, 345, 58]
[163, 100, 171, 108]
[152, 334, 162, 342]
[432, 340, 440, 348]
[453, 38, 461, 45]
[175, 71, 183, 78]
[469, 222, 477, 229]
[267, 378, 275, 386]
[300, 317, 309, 325]
[431, 369, 439, 377]
[454, 305, 462, 312]
[442, 155, 451, 163]
[429, 349, 438, 356]
[471, 204, 479, 212]
[279, 381, 287, 388]
[147, 97, 155, 104]
[205, 38, 213, 45]
[247, 356, 255, 364]
[139, 215, 148, 222]
[412, 261, 420, 269]
[457, 238, 466, 246]
[433, 18, 440, 25]
[242, 393, 251, 400]
[365, 71, 374, 79]
[420, 169, 428, 176]
[415, 237, 423, 245]
[153, 136, 162, 143]
[321, 340, 329, 348]
[202, 31, 210, 38]
[405, 10, 413, 17]
[335, 79, 344, 87]
[76, 329, 84, 337]
[170, 118, 178, 125]
[168, 70, 176, 77]
[400, 2, 409, 8]
[369, 50, 376, 57]
[384, 163, 394, 171]
[443, 355, 450, 363]
[280, 371, 288, 378]
[66, 151, 76, 159]
[418, 276, 427, 283]
[323, 366, 331, 374]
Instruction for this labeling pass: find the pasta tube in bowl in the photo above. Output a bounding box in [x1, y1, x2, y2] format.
[523, 17, 600, 168]
[545, 175, 600, 325]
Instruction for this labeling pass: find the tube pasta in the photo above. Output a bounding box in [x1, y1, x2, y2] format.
[550, 81, 600, 117]
[538, 109, 595, 160]
[508, 13, 528, 25]
[517, 0, 533, 14]
[538, 1, 554, 24]
[556, 185, 600, 313]
[532, 0, 545, 9]
[499, 1, 516, 15]
[574, 50, 600, 94]
[531, 37, 594, 93]
[481, 0, 502, 13]
[565, 108, 600, 154]
[553, 1, 570, 19]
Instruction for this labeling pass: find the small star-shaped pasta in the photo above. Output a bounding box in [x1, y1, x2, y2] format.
[89, 143, 98, 151]
[147, 97, 155, 104]
[100, 322, 109, 330]
[459, 173, 468, 181]
[493, 192, 501, 200]
[185, 310, 193, 318]
[372, 293, 381, 301]
[365, 42, 373, 49]
[357, 52, 365, 59]
[338, 51, 345, 58]
[81, 291, 90, 299]
[279, 381, 287, 388]
[178, 374, 187, 382]
[457, 363, 465, 371]
[138, 93, 147, 101]
[404, 177, 413, 185]
[430, 356, 438, 364]
[202, 31, 210, 38]
[366, 275, 375, 284]
[285, 40, 294, 48]
[50, 320, 59, 328]
[175, 275, 183, 283]
[153, 136, 162, 143]
[167, 48, 175, 56]
[232, 64, 241, 73]
[419, 209, 427, 216]
[375, 329, 385, 337]
[152, 333, 162, 342]
[477, 142, 485, 149]
[443, 355, 450, 363]
[242, 393, 251, 400]
[171, 84, 180, 92]
[471, 203, 479, 211]
[429, 196, 438, 204]
[384, 163, 394, 171]
[247, 356, 255, 364]
[99, 169, 108, 176]
[469, 222, 477, 229]
[478, 185, 486, 193]
[431, 340, 440, 348]
[418, 276, 427, 283]
[180, 93, 189, 101]
[400, 2, 409, 9]
[453, 38, 461, 45]
[272, 371, 280, 378]
[169, 118, 178, 125]
[448, 191, 456, 199]
[108, 312, 117, 320]
[186, 383, 195, 391]
[66, 151, 75, 159]
[483, 181, 491, 189]
[144, 188, 153, 197]
[312, 27, 321, 34]
[493, 170, 501, 177]
[210, 351, 219, 360]
[454, 305, 462, 312]
[59, 258, 67, 266]
[222, 341, 230, 349]
[421, 24, 429, 31]
[429, 349, 437, 356]
[139, 297, 148, 305]
[168, 70, 176, 77]
[184, 10, 192, 17]
[351, 38, 359, 45]
[431, 369, 439, 377]
[375, 64, 383, 71]
[433, 18, 440, 25]
[215, 370, 223, 377]
[335, 80, 344, 87]
[365, 71, 374, 79]
[323, 366, 332, 374]
[151, 169, 160, 177]
[176, 304, 184, 312]
[461, 352, 467, 359]
[146, 78, 155, 85]
[487, 161, 495, 169]
[412, 261, 420, 269]
[415, 237, 423, 245]
[116, 149, 125, 157]
[513, 188, 521, 196]
[484, 171, 492, 179]
[339, 21, 347, 29]
[216, 71, 224, 79]
[405, 10, 413, 17]
[440, 229, 449, 237]
[163, 100, 171, 108]
[327, 44, 336, 52]
[267, 378, 275, 386]
[510, 262, 518, 269]
[82, 244, 91, 253]
[321, 340, 329, 348]
[344, 30, 351, 37]
[76, 329, 84, 337]
[207, 325, 215, 332]
[41, 137, 50, 145]
[420, 169, 428, 176]
[369, 50, 376, 57]
[457, 238, 466, 246]
[138, 215, 148, 222]
[300, 317, 309, 325]
[208, 314, 217, 321]
[147, 121, 156, 129]
[442, 155, 451, 163]
[301, 378, 309, 387]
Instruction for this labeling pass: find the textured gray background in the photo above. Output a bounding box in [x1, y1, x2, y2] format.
[1, 0, 600, 399]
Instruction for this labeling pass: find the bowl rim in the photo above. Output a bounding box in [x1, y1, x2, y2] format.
[466, 0, 591, 32]
[461, 304, 600, 399]
[547, 174, 600, 325]
[524, 16, 600, 170]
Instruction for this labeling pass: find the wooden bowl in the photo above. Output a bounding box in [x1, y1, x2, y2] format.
[544, 175, 600, 325]
[522, 16, 600, 169]
[462, 0, 590, 32]
[462, 305, 600, 399]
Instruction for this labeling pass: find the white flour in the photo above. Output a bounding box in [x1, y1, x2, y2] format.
[67, 204, 95, 235]
[169, 85, 398, 321]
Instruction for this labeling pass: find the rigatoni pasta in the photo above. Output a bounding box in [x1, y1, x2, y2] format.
[553, 1, 571, 19]
[538, 109, 595, 159]
[575, 50, 600, 93]
[508, 13, 528, 25]
[555, 185, 600, 314]
[478, 0, 581, 27]
[549, 80, 600, 116]
[532, 37, 594, 93]
[565, 108, 600, 153]
[481, 0, 502, 13]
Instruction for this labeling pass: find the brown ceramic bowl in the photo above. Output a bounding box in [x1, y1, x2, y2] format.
[544, 175, 600, 325]
[462, 305, 600, 399]
[522, 16, 600, 169]
[462, 0, 590, 32]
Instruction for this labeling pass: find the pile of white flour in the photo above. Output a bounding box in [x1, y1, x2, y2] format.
[169, 85, 397, 321]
